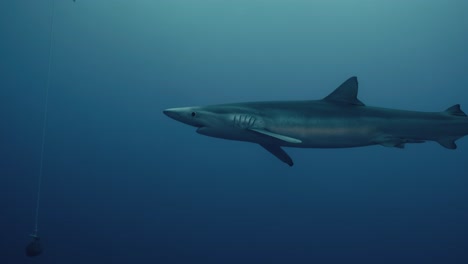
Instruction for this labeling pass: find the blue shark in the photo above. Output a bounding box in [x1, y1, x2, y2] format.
[163, 77, 468, 166]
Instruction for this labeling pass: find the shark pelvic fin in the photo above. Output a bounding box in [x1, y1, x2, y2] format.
[260, 144, 294, 166]
[444, 104, 467, 117]
[323, 76, 365, 106]
[249, 128, 302, 143]
[376, 135, 425, 148]
[437, 137, 458, 149]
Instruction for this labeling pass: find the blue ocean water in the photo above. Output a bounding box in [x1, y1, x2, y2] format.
[1, 0, 467, 263]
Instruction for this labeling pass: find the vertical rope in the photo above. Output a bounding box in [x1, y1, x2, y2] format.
[33, 0, 56, 237]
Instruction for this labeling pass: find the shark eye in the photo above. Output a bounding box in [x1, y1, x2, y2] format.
[191, 112, 196, 117]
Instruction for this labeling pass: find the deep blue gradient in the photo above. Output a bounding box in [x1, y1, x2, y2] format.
[1, 1, 467, 263]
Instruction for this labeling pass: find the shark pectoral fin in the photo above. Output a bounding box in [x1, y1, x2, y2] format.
[260, 144, 294, 166]
[437, 137, 458, 149]
[249, 128, 302, 144]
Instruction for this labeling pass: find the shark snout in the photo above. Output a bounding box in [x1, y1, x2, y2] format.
[163, 108, 178, 119]
[163, 108, 187, 122]
[163, 107, 202, 127]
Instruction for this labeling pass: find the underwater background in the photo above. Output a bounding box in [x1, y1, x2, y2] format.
[1, 0, 467, 263]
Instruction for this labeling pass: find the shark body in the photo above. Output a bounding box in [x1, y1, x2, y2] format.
[163, 77, 468, 166]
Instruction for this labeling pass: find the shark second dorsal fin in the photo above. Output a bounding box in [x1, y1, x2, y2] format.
[323, 76, 365, 106]
[444, 104, 467, 117]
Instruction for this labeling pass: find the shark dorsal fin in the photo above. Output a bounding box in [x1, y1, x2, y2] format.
[323, 76, 365, 106]
[444, 104, 467, 117]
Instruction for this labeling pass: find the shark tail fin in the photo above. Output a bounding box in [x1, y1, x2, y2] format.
[444, 104, 467, 117]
